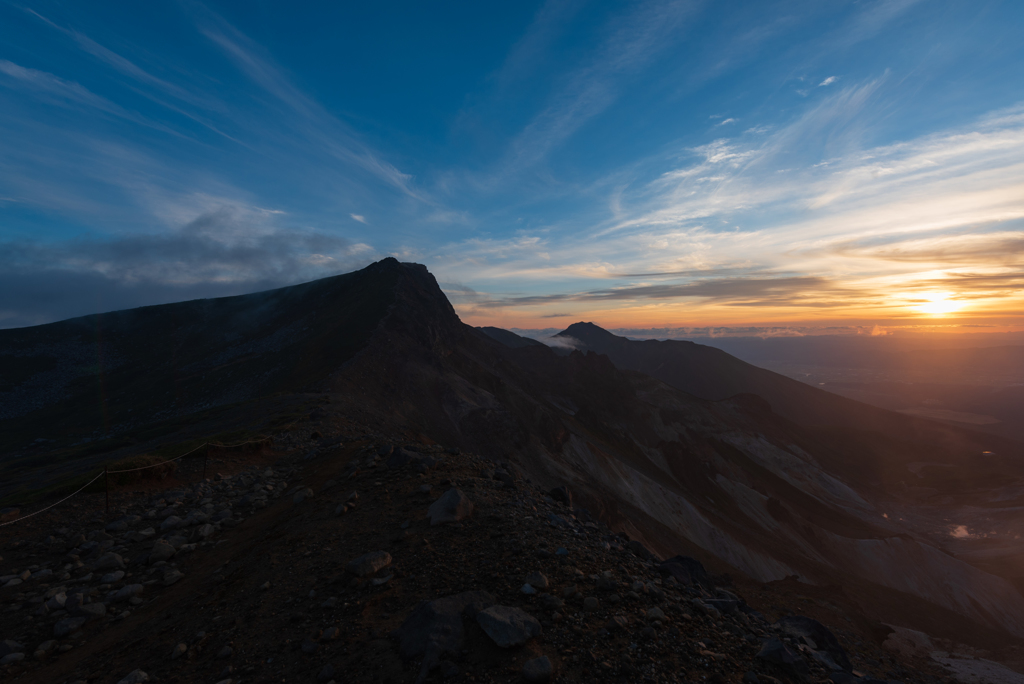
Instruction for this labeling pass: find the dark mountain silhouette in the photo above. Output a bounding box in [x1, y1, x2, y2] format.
[4, 259, 1024, 658]
[476, 326, 545, 349]
[552, 321, 1006, 441]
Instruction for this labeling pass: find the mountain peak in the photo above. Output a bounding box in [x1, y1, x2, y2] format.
[558, 321, 621, 342]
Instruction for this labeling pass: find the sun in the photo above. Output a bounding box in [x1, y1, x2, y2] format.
[914, 292, 963, 316]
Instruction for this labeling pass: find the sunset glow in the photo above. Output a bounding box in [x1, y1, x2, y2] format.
[915, 293, 964, 317]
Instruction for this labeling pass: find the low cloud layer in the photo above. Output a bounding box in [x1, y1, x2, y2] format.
[0, 205, 375, 328]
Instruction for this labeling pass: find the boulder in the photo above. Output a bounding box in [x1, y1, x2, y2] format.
[627, 540, 660, 561]
[149, 541, 176, 563]
[387, 448, 436, 470]
[524, 572, 549, 590]
[45, 593, 67, 610]
[607, 616, 630, 631]
[160, 516, 183, 531]
[757, 637, 808, 676]
[658, 555, 709, 586]
[476, 605, 542, 648]
[548, 486, 573, 507]
[317, 663, 336, 683]
[77, 602, 107, 619]
[393, 591, 495, 681]
[346, 551, 392, 577]
[53, 617, 87, 637]
[522, 655, 554, 683]
[162, 568, 184, 585]
[646, 606, 666, 621]
[114, 584, 144, 602]
[775, 616, 852, 671]
[427, 488, 473, 525]
[94, 552, 125, 571]
[116, 670, 149, 684]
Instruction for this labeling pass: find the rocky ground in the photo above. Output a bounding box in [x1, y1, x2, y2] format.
[0, 414, 981, 684]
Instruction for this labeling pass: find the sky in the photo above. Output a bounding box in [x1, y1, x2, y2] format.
[1, 0, 1022, 334]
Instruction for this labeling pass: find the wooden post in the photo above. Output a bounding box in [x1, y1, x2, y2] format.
[104, 466, 109, 514]
[203, 449, 208, 481]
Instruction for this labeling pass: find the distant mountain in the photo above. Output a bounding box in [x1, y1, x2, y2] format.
[552, 322, 982, 437]
[6, 261, 1024, 644]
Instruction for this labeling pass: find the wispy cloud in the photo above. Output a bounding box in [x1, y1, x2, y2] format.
[25, 8, 219, 111]
[819, 76, 837, 86]
[499, 0, 699, 175]
[350, 214, 367, 224]
[441, 90, 1024, 326]
[195, 10, 423, 200]
[0, 60, 182, 137]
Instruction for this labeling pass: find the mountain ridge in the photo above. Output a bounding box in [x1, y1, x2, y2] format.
[4, 260, 1024, 657]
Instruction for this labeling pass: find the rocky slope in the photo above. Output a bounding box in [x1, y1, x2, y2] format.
[3, 259, 1024, 683]
[0, 417, 975, 684]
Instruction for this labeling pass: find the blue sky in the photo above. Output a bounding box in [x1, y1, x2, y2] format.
[1, 0, 1022, 331]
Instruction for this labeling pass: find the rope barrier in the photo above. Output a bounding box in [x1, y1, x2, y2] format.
[0, 471, 105, 528]
[105, 437, 270, 473]
[0, 436, 270, 527]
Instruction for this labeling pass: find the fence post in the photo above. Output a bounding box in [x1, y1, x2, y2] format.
[104, 466, 109, 514]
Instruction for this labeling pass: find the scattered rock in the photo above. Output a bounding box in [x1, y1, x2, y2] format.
[162, 568, 184, 585]
[522, 655, 554, 683]
[34, 640, 57, 659]
[115, 584, 144, 602]
[757, 637, 808, 676]
[160, 516, 183, 531]
[646, 606, 666, 621]
[427, 488, 474, 525]
[94, 552, 125, 571]
[776, 615, 852, 671]
[171, 643, 187, 659]
[606, 616, 629, 631]
[0, 640, 24, 658]
[149, 540, 176, 563]
[658, 555, 708, 586]
[548, 486, 573, 507]
[293, 488, 314, 504]
[116, 669, 149, 684]
[393, 591, 495, 680]
[524, 571, 549, 590]
[346, 551, 392, 577]
[77, 602, 107, 619]
[476, 605, 542, 648]
[626, 540, 659, 561]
